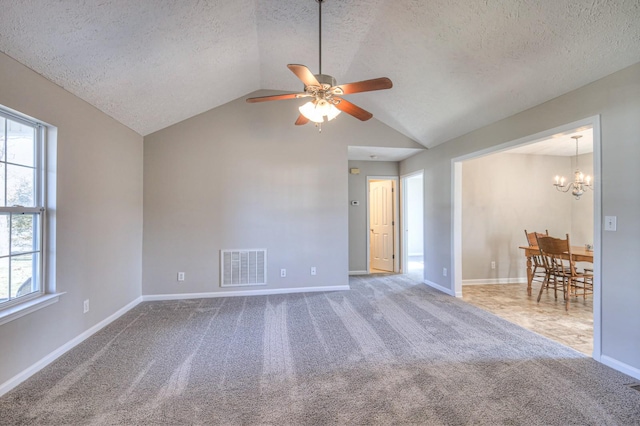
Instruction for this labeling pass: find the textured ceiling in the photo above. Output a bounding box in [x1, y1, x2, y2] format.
[348, 146, 425, 162]
[506, 128, 593, 157]
[0, 1, 639, 147]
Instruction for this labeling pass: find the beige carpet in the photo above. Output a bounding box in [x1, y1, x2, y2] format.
[1, 274, 639, 425]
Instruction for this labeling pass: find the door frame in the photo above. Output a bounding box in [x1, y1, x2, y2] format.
[400, 170, 424, 275]
[451, 115, 602, 361]
[366, 176, 399, 273]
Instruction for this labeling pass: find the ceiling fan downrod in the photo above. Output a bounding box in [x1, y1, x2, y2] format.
[315, 0, 324, 133]
[317, 0, 323, 75]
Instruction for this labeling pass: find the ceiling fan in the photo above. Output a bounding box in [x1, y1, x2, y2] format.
[246, 0, 393, 127]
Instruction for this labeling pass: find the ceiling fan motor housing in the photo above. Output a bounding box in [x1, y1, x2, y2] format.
[313, 74, 337, 89]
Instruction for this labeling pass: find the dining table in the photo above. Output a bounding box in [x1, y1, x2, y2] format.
[519, 245, 594, 296]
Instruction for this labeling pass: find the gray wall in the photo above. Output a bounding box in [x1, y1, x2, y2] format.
[461, 152, 593, 281]
[347, 160, 399, 273]
[0, 52, 143, 385]
[401, 62, 640, 373]
[143, 95, 418, 295]
[570, 153, 594, 247]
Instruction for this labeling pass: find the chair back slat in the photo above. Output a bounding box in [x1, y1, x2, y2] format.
[525, 229, 549, 247]
[525, 229, 549, 270]
[536, 234, 577, 276]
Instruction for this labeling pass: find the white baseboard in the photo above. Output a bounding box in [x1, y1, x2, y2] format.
[423, 280, 456, 297]
[0, 296, 143, 397]
[600, 355, 640, 381]
[463, 278, 527, 285]
[142, 285, 351, 301]
[348, 270, 369, 276]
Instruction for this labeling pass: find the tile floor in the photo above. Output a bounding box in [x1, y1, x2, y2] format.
[462, 283, 593, 355]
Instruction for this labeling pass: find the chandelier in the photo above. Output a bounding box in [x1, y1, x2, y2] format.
[553, 135, 592, 200]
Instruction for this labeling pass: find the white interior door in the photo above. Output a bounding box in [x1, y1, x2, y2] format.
[370, 180, 394, 272]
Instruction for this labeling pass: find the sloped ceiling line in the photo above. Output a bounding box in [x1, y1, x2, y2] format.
[0, 0, 638, 146]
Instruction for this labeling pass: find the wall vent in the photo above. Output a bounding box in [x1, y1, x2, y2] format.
[221, 249, 267, 287]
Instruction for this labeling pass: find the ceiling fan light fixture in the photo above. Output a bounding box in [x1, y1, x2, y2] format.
[299, 99, 341, 123]
[325, 103, 341, 121]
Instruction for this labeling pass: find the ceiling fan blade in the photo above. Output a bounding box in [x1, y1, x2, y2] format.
[246, 93, 305, 103]
[332, 77, 393, 95]
[334, 98, 373, 121]
[287, 64, 320, 87]
[295, 114, 310, 126]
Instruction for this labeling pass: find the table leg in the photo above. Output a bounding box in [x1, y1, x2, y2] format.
[525, 255, 533, 296]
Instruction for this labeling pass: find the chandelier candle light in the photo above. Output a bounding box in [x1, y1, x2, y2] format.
[553, 135, 593, 200]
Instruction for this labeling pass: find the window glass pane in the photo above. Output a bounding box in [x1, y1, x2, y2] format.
[6, 164, 34, 207]
[0, 257, 8, 303]
[0, 163, 5, 207]
[0, 116, 5, 162]
[11, 213, 36, 254]
[0, 214, 8, 257]
[11, 253, 34, 298]
[7, 119, 35, 167]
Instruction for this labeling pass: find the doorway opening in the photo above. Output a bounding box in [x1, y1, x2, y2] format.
[401, 171, 424, 280]
[367, 177, 399, 274]
[452, 116, 601, 360]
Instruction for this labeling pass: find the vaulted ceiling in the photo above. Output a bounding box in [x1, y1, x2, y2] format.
[1, 1, 639, 148]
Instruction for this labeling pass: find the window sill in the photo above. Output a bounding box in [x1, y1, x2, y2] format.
[0, 293, 65, 326]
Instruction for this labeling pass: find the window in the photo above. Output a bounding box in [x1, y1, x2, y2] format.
[0, 108, 45, 312]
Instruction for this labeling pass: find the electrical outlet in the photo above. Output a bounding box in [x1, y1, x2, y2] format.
[442, 267, 447, 277]
[491, 261, 496, 270]
[280, 268, 286, 277]
[83, 299, 89, 314]
[177, 272, 185, 282]
[311, 267, 316, 275]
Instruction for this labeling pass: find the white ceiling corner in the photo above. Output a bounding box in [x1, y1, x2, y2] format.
[505, 128, 594, 157]
[348, 146, 426, 162]
[0, 1, 638, 143]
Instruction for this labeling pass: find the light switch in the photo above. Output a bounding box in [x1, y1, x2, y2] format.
[604, 216, 617, 231]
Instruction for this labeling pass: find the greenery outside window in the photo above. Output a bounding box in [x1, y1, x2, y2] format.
[0, 108, 45, 312]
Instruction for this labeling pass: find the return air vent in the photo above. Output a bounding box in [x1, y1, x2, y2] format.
[221, 249, 267, 287]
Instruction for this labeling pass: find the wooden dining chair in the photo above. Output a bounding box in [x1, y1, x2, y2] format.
[524, 229, 549, 286]
[535, 234, 593, 310]
[534, 234, 565, 304]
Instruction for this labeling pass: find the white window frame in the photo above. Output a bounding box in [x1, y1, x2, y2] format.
[0, 106, 53, 325]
